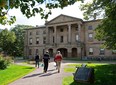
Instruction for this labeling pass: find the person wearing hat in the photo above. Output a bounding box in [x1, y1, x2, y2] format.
[54, 51, 63, 73]
[43, 51, 50, 73]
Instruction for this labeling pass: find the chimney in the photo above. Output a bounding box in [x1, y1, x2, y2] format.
[36, 25, 39, 27]
[45, 20, 48, 23]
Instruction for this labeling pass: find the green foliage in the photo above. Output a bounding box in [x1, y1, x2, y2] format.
[0, 25, 33, 56]
[0, 54, 13, 70]
[80, 0, 116, 49]
[0, 15, 16, 25]
[0, 28, 16, 55]
[63, 64, 116, 85]
[80, 0, 103, 20]
[10, 25, 33, 57]
[0, 0, 84, 25]
[0, 59, 7, 69]
[95, 18, 116, 49]
[95, 1, 116, 49]
[80, 0, 116, 19]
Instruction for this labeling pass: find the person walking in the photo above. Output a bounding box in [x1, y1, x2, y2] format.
[43, 51, 50, 73]
[54, 51, 63, 73]
[35, 53, 39, 68]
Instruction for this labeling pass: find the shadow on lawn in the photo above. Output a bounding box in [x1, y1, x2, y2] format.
[24, 67, 34, 69]
[70, 64, 116, 85]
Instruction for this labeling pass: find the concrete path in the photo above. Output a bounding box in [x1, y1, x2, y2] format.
[9, 59, 116, 85]
[9, 59, 74, 85]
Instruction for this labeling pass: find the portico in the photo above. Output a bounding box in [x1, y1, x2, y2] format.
[45, 15, 83, 58]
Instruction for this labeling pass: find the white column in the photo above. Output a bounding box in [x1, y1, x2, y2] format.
[53, 48, 57, 56]
[54, 26, 57, 43]
[68, 48, 72, 57]
[46, 26, 49, 44]
[78, 23, 81, 41]
[68, 24, 71, 43]
[77, 47, 81, 58]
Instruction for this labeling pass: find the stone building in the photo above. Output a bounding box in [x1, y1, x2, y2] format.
[24, 14, 116, 60]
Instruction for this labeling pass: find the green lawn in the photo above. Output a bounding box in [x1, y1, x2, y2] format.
[63, 63, 116, 85]
[0, 64, 35, 85]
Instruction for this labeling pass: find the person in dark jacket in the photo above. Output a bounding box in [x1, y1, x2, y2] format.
[43, 51, 50, 73]
[35, 53, 39, 68]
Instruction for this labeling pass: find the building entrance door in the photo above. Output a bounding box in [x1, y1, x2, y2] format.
[57, 48, 67, 57]
[49, 49, 53, 57]
[72, 48, 77, 57]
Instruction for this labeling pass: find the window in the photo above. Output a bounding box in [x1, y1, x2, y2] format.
[36, 37, 39, 44]
[60, 36, 63, 43]
[53, 36, 54, 43]
[75, 25, 78, 31]
[88, 26, 93, 30]
[89, 48, 93, 55]
[43, 37, 46, 44]
[100, 49, 105, 55]
[29, 38, 32, 45]
[30, 32, 32, 35]
[29, 49, 32, 55]
[36, 49, 38, 54]
[112, 50, 116, 54]
[36, 31, 39, 35]
[43, 30, 46, 34]
[76, 34, 79, 41]
[75, 28, 78, 31]
[60, 28, 63, 32]
[89, 33, 93, 38]
[88, 33, 93, 40]
[53, 29, 54, 33]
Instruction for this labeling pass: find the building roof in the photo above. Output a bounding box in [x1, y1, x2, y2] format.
[24, 25, 46, 30]
[24, 14, 102, 30]
[45, 14, 83, 25]
[84, 19, 102, 23]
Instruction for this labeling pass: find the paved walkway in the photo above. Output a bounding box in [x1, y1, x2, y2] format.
[9, 59, 75, 85]
[9, 59, 116, 85]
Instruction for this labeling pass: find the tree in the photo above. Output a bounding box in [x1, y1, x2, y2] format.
[80, 0, 116, 49]
[0, 28, 16, 55]
[0, 0, 83, 25]
[0, 29, 2, 32]
[11, 25, 33, 57]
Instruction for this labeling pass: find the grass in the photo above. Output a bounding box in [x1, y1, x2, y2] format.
[0, 64, 35, 85]
[63, 63, 116, 85]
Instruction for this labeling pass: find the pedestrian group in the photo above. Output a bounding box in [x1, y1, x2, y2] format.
[34, 50, 63, 73]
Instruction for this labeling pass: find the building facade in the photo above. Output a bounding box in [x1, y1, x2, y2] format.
[24, 14, 116, 60]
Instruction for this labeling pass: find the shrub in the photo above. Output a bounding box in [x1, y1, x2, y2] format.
[0, 54, 13, 70]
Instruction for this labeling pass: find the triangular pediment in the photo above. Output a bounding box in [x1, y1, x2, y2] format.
[46, 14, 82, 25]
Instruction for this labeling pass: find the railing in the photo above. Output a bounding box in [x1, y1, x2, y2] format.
[45, 42, 85, 48]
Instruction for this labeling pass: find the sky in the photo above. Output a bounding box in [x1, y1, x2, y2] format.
[0, 0, 92, 29]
